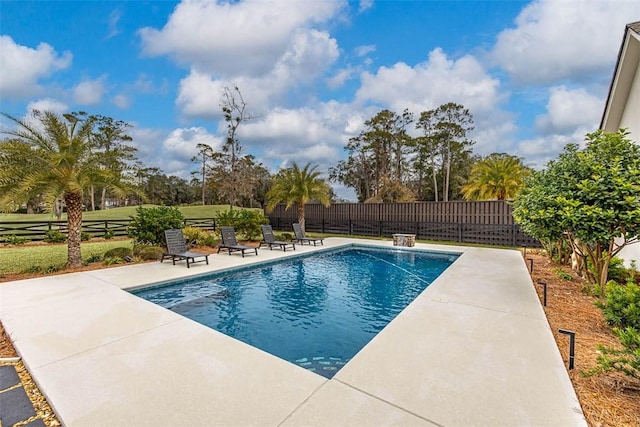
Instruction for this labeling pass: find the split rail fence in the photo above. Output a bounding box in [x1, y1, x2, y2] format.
[267, 201, 541, 248]
[0, 218, 217, 242]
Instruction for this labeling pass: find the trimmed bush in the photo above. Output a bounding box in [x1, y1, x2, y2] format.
[133, 244, 165, 261]
[81, 231, 91, 241]
[44, 229, 66, 243]
[3, 234, 29, 245]
[182, 226, 212, 247]
[128, 206, 184, 246]
[103, 247, 133, 259]
[215, 209, 268, 240]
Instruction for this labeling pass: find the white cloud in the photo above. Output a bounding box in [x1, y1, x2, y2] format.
[0, 36, 72, 98]
[160, 127, 222, 176]
[134, 73, 168, 95]
[139, 0, 345, 76]
[358, 0, 374, 13]
[112, 94, 131, 109]
[130, 127, 164, 157]
[515, 129, 589, 170]
[73, 76, 107, 105]
[356, 48, 502, 118]
[491, 0, 640, 85]
[176, 27, 339, 120]
[26, 98, 68, 115]
[326, 67, 355, 89]
[239, 101, 361, 174]
[355, 44, 375, 57]
[535, 86, 602, 135]
[107, 8, 122, 39]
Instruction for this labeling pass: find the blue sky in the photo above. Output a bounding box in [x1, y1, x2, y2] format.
[1, 0, 639, 200]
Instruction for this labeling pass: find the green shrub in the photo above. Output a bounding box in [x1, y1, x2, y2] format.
[587, 327, 640, 380]
[182, 226, 212, 246]
[81, 231, 91, 241]
[103, 229, 115, 239]
[276, 232, 292, 242]
[597, 280, 640, 330]
[103, 247, 132, 259]
[3, 234, 29, 245]
[128, 206, 184, 246]
[215, 209, 268, 240]
[606, 256, 631, 284]
[44, 229, 66, 243]
[133, 244, 164, 261]
[203, 234, 218, 246]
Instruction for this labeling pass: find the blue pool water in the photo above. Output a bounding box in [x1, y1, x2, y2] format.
[133, 245, 458, 378]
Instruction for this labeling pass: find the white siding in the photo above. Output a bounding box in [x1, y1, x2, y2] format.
[619, 60, 640, 138]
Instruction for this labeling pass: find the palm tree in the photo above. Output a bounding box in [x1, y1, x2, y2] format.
[462, 153, 530, 201]
[0, 110, 136, 267]
[266, 162, 331, 231]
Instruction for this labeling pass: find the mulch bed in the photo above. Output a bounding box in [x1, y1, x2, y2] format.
[526, 251, 640, 427]
[1, 247, 639, 426]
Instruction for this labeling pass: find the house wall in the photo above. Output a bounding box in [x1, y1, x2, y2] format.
[616, 49, 640, 268]
[619, 60, 640, 137]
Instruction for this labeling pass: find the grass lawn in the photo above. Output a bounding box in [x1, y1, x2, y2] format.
[0, 240, 133, 274]
[0, 204, 246, 222]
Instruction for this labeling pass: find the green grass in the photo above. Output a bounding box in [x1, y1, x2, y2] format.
[0, 240, 133, 274]
[0, 205, 243, 222]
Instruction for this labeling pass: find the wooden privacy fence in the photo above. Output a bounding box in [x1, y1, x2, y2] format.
[0, 218, 218, 242]
[267, 201, 541, 248]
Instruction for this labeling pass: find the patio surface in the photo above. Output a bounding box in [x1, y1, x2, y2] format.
[0, 238, 586, 426]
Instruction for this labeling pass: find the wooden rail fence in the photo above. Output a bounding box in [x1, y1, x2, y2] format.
[0, 218, 218, 242]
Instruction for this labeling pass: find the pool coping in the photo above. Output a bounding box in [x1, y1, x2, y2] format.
[0, 238, 587, 426]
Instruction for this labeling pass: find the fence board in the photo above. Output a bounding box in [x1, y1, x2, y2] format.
[267, 201, 540, 248]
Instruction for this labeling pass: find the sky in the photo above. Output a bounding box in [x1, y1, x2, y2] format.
[1, 0, 639, 200]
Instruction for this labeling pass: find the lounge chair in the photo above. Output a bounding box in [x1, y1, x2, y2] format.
[292, 223, 324, 246]
[217, 226, 258, 257]
[161, 229, 210, 268]
[260, 224, 295, 251]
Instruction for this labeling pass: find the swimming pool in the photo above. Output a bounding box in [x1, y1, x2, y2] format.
[133, 245, 458, 378]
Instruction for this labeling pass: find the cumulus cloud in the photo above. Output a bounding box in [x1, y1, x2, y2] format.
[26, 98, 68, 115]
[162, 127, 222, 171]
[0, 36, 72, 98]
[239, 101, 361, 173]
[139, 0, 344, 76]
[514, 129, 590, 170]
[326, 67, 355, 89]
[535, 86, 602, 135]
[73, 76, 107, 105]
[491, 0, 640, 85]
[356, 48, 501, 118]
[176, 27, 339, 119]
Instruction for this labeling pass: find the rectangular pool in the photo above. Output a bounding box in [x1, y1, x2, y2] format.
[132, 245, 459, 378]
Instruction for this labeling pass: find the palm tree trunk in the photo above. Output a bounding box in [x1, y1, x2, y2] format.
[297, 203, 305, 232]
[65, 192, 84, 268]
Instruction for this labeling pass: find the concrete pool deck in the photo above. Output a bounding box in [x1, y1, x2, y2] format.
[0, 238, 586, 426]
